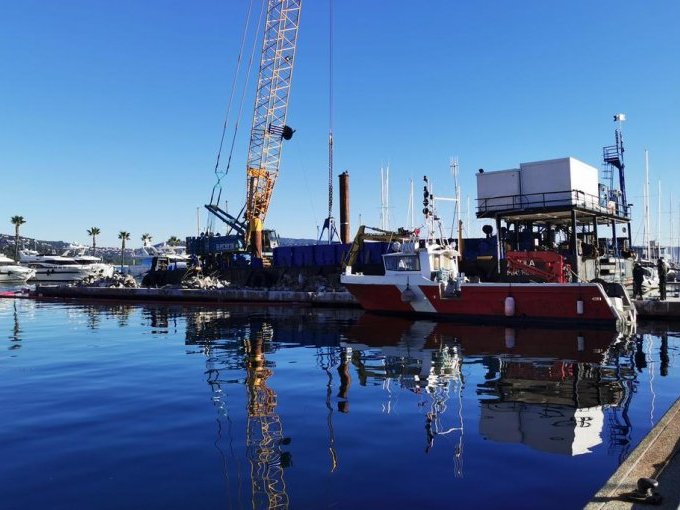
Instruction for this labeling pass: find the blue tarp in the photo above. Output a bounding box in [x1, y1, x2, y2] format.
[273, 246, 293, 267]
[335, 243, 351, 265]
[462, 236, 497, 260]
[362, 242, 390, 265]
[313, 245, 335, 266]
[291, 246, 315, 267]
[272, 243, 353, 268]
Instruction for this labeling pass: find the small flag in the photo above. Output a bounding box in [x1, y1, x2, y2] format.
[613, 113, 626, 122]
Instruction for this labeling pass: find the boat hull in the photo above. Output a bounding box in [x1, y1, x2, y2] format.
[0, 268, 36, 283]
[343, 278, 628, 327]
[28, 267, 92, 283]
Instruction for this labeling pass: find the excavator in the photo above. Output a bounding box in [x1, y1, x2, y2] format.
[193, 0, 302, 261]
[342, 225, 414, 270]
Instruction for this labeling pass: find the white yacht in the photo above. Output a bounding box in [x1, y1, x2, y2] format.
[61, 245, 115, 278]
[0, 254, 36, 283]
[125, 243, 190, 278]
[20, 251, 93, 283]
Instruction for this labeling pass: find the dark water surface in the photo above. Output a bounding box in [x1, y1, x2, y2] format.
[1, 298, 679, 509]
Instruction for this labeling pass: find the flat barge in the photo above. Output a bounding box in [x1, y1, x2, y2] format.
[32, 284, 358, 307]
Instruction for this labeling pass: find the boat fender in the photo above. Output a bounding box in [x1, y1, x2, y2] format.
[504, 328, 515, 348]
[577, 335, 585, 352]
[576, 299, 584, 315]
[504, 296, 515, 317]
[401, 287, 416, 303]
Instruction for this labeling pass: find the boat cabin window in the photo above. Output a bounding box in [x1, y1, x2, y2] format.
[384, 254, 420, 271]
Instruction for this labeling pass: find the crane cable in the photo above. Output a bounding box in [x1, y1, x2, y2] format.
[210, 0, 253, 205]
[326, 0, 335, 229]
[210, 0, 264, 207]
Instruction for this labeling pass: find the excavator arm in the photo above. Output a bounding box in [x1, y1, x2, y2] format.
[343, 225, 413, 270]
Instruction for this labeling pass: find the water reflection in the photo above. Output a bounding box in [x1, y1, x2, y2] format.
[342, 315, 637, 458]
[182, 309, 643, 467]
[77, 303, 136, 329]
[187, 311, 297, 510]
[4, 300, 680, 509]
[10, 301, 22, 348]
[475, 342, 633, 457]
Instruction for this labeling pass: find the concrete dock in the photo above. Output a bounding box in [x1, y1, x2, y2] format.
[634, 283, 680, 319]
[586, 397, 680, 509]
[634, 297, 680, 319]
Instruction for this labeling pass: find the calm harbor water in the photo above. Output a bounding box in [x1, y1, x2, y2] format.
[1, 295, 679, 509]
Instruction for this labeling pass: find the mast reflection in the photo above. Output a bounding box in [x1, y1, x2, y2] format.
[343, 318, 465, 472]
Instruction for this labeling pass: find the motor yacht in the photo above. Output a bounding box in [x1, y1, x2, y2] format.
[0, 254, 36, 283]
[61, 245, 115, 278]
[125, 243, 191, 278]
[20, 251, 93, 283]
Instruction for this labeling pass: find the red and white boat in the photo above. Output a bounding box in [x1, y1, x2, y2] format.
[341, 236, 637, 330]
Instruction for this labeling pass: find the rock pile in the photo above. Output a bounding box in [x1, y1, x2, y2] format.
[181, 274, 230, 290]
[77, 272, 138, 288]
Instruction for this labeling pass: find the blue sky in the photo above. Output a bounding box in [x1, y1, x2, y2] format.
[1, 1, 679, 248]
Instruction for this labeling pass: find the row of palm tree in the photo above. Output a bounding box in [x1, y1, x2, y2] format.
[8, 217, 182, 266]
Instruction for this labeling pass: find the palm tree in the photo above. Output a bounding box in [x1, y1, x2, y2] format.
[10, 215, 26, 262]
[87, 227, 101, 256]
[118, 231, 130, 271]
[141, 233, 152, 247]
[167, 236, 182, 246]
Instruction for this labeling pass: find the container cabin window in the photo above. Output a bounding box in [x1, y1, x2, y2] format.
[384, 255, 420, 271]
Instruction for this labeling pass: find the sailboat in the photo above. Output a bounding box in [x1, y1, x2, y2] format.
[639, 149, 659, 292]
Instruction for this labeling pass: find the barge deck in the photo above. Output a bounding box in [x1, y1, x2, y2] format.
[32, 284, 358, 307]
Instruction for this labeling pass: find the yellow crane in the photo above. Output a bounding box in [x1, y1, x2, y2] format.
[206, 0, 302, 259]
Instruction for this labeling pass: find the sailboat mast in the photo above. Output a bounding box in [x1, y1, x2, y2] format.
[450, 157, 460, 238]
[380, 165, 390, 230]
[409, 179, 416, 230]
[658, 179, 662, 258]
[380, 167, 384, 229]
[644, 150, 651, 259]
[670, 192, 673, 262]
[386, 164, 389, 229]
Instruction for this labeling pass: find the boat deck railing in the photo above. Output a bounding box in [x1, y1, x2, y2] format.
[477, 189, 631, 219]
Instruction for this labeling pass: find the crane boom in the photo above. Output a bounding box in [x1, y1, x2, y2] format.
[246, 0, 302, 254]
